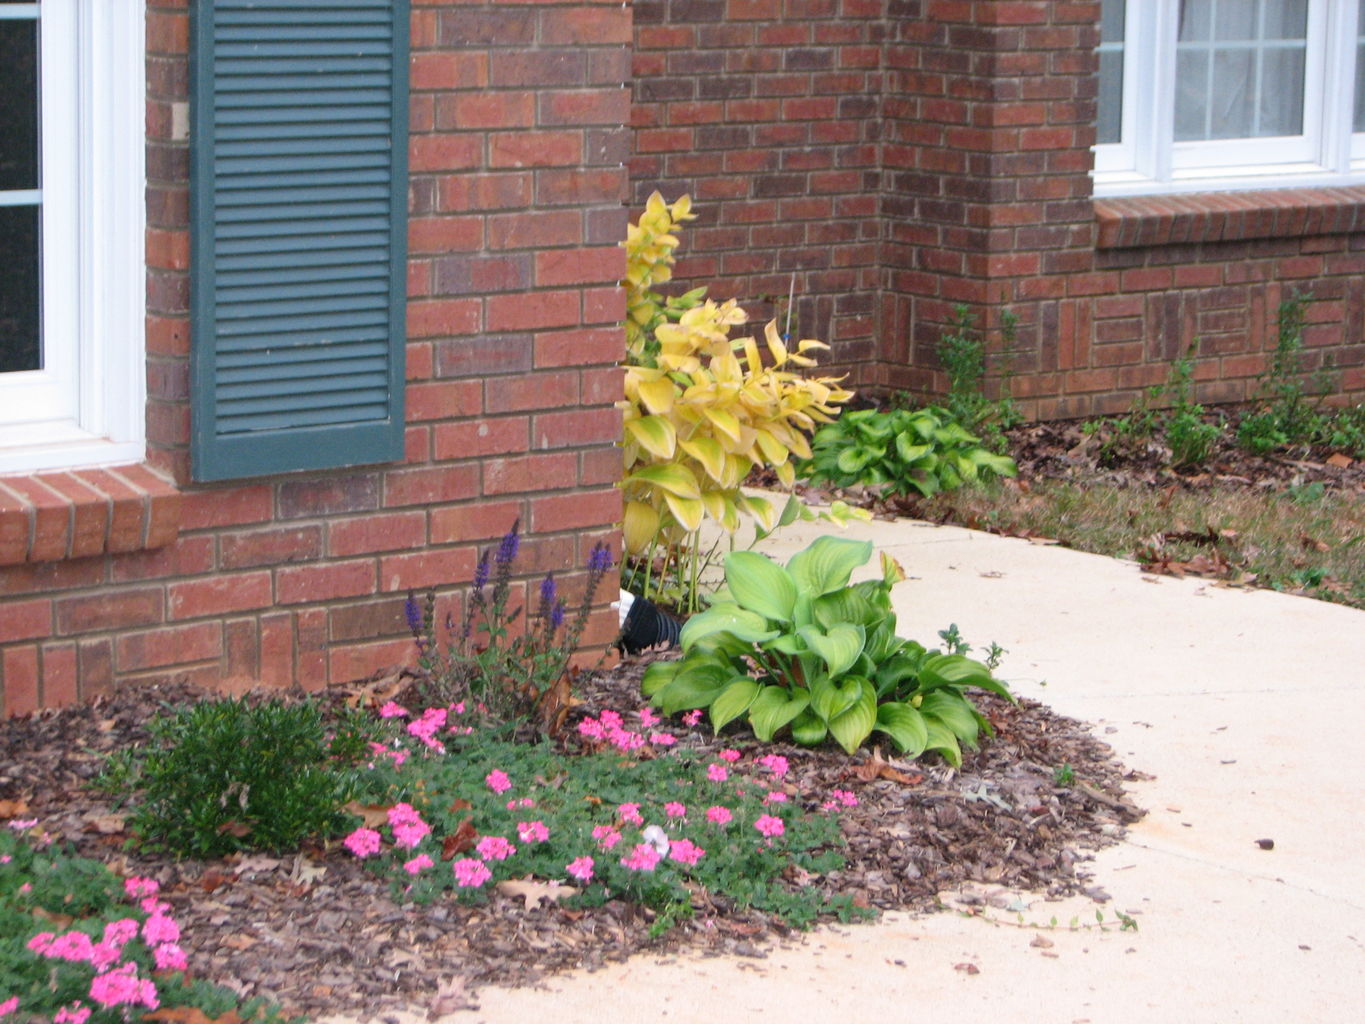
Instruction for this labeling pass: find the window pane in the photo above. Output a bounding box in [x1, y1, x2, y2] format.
[1357, 0, 1365, 132]
[1260, 47, 1305, 136]
[1176, 49, 1211, 139]
[1176, 0, 1306, 141]
[0, 205, 41, 374]
[0, 17, 39, 191]
[1097, 0, 1126, 145]
[1211, 48, 1256, 137]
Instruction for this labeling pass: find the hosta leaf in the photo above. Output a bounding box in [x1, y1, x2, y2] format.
[680, 436, 728, 483]
[709, 679, 761, 732]
[873, 702, 929, 758]
[625, 415, 676, 459]
[835, 446, 877, 475]
[747, 686, 811, 742]
[827, 679, 877, 754]
[622, 501, 659, 557]
[655, 660, 737, 715]
[700, 490, 741, 532]
[923, 719, 962, 767]
[918, 653, 995, 690]
[680, 604, 779, 649]
[970, 450, 1019, 477]
[790, 708, 828, 747]
[920, 690, 983, 748]
[724, 551, 797, 622]
[797, 624, 865, 678]
[894, 433, 933, 464]
[786, 535, 874, 596]
[812, 588, 877, 631]
[810, 676, 864, 724]
[662, 491, 705, 532]
[640, 659, 681, 698]
[627, 463, 700, 499]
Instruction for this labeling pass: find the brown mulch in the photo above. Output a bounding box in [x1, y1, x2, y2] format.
[0, 658, 1145, 1021]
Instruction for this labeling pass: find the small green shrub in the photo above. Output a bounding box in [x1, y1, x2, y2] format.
[799, 406, 1017, 498]
[1161, 351, 1221, 467]
[120, 697, 370, 858]
[641, 535, 1012, 761]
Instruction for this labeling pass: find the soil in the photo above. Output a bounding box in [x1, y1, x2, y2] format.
[0, 659, 1145, 1021]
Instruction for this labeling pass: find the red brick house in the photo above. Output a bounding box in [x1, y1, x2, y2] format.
[630, 0, 1365, 417]
[0, 0, 630, 714]
[3, 0, 1363, 715]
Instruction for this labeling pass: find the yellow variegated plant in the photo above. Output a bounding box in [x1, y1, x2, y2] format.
[620, 193, 857, 608]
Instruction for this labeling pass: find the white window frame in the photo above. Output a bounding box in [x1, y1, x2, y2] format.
[0, 0, 145, 474]
[1094, 0, 1365, 196]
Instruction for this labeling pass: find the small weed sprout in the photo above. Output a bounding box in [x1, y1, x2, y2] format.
[1053, 763, 1076, 788]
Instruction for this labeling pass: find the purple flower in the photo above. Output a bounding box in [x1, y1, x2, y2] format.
[473, 551, 491, 593]
[550, 600, 566, 631]
[495, 520, 521, 566]
[588, 542, 612, 573]
[404, 593, 422, 636]
[539, 573, 557, 607]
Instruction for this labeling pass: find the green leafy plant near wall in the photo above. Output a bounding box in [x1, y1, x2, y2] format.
[799, 406, 1018, 499]
[641, 535, 1012, 761]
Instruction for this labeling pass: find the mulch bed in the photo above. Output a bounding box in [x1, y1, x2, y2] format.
[0, 658, 1145, 1021]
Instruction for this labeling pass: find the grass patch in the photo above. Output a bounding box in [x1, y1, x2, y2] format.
[917, 478, 1365, 608]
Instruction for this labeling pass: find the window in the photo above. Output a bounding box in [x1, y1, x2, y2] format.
[0, 0, 145, 474]
[1094, 0, 1365, 195]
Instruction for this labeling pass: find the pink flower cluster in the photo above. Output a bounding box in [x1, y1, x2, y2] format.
[592, 824, 622, 850]
[485, 769, 512, 794]
[576, 710, 646, 752]
[406, 707, 448, 752]
[516, 820, 550, 843]
[754, 814, 786, 838]
[565, 856, 595, 882]
[705, 805, 733, 826]
[388, 803, 432, 849]
[758, 753, 789, 777]
[619, 842, 662, 872]
[476, 835, 516, 861]
[452, 858, 492, 888]
[668, 838, 705, 867]
[821, 788, 859, 811]
[17, 875, 185, 1018]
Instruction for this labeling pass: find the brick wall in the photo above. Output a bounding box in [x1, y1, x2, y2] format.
[629, 0, 887, 373]
[0, 1, 631, 715]
[631, 0, 1365, 417]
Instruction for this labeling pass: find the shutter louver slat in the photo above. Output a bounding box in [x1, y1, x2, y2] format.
[190, 0, 408, 482]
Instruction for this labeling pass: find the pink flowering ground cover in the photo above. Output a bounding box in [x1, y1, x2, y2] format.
[0, 826, 290, 1023]
[331, 702, 855, 926]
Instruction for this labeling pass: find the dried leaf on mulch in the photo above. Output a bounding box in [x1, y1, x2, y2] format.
[0, 660, 1144, 1021]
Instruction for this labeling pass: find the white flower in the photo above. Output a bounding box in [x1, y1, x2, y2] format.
[641, 825, 670, 856]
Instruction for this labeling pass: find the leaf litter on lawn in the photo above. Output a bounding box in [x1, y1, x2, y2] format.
[0, 658, 1143, 1021]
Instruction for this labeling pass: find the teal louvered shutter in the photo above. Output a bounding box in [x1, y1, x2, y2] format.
[190, 0, 409, 482]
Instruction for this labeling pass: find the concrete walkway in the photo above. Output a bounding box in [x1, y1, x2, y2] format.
[375, 515, 1365, 1023]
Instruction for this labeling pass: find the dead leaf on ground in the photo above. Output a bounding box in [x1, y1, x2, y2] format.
[341, 800, 393, 829]
[441, 818, 477, 860]
[1326, 453, 1353, 469]
[427, 977, 478, 1018]
[494, 876, 579, 910]
[84, 813, 126, 835]
[0, 798, 31, 818]
[144, 1007, 244, 1024]
[851, 748, 923, 785]
[954, 961, 981, 975]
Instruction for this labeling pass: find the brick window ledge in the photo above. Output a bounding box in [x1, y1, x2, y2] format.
[1094, 185, 1365, 249]
[0, 463, 181, 566]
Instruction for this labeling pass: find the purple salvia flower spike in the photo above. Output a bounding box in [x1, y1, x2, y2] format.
[495, 518, 521, 566]
[404, 593, 423, 636]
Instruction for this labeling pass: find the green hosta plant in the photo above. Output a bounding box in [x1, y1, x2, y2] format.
[799, 406, 1017, 499]
[640, 535, 1012, 761]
